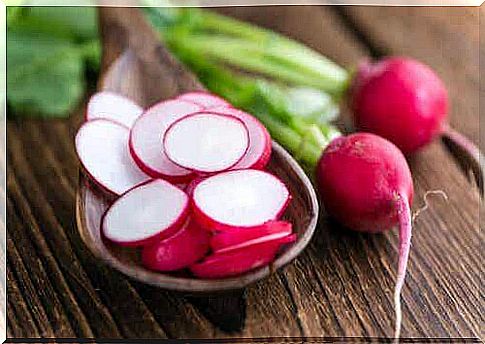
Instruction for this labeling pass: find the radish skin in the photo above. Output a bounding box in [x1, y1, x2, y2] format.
[351, 57, 448, 154]
[141, 219, 210, 272]
[190, 238, 293, 279]
[317, 133, 414, 339]
[214, 232, 296, 254]
[211, 221, 293, 252]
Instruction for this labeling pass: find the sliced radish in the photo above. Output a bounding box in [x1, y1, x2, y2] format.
[210, 107, 272, 170]
[178, 91, 230, 108]
[192, 169, 291, 231]
[86, 92, 143, 128]
[164, 112, 249, 173]
[129, 99, 202, 183]
[141, 219, 210, 272]
[75, 119, 150, 195]
[102, 179, 189, 247]
[190, 239, 286, 279]
[211, 221, 293, 253]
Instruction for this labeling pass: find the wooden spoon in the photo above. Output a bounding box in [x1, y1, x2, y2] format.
[75, 7, 319, 293]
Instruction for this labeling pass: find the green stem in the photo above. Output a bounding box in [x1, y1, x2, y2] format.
[170, 33, 348, 96]
[195, 9, 349, 92]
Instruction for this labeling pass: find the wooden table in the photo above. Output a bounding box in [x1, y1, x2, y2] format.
[6, 6, 483, 342]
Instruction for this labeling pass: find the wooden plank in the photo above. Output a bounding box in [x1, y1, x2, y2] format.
[7, 119, 169, 339]
[6, 264, 41, 338]
[218, 6, 482, 339]
[7, 188, 93, 338]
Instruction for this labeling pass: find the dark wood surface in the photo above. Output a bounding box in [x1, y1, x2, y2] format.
[6, 6, 483, 342]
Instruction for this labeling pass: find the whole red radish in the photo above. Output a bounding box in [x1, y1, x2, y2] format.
[317, 132, 413, 339]
[351, 57, 448, 154]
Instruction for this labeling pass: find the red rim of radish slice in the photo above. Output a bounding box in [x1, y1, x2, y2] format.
[211, 221, 293, 253]
[189, 238, 290, 279]
[129, 99, 203, 183]
[75, 119, 150, 196]
[101, 179, 190, 247]
[163, 112, 250, 173]
[85, 91, 144, 128]
[177, 91, 231, 109]
[141, 218, 210, 272]
[215, 233, 297, 254]
[209, 107, 272, 170]
[192, 169, 291, 231]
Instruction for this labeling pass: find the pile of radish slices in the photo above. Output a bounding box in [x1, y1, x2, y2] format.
[76, 91, 296, 278]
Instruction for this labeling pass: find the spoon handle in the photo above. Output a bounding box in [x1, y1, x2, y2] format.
[98, 7, 204, 107]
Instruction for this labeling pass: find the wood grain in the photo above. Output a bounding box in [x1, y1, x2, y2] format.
[6, 5, 482, 342]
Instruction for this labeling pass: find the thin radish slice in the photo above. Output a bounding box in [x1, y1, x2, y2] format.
[190, 239, 289, 279]
[164, 112, 249, 173]
[86, 91, 143, 128]
[129, 99, 202, 183]
[75, 119, 150, 195]
[141, 219, 210, 272]
[211, 221, 293, 253]
[102, 179, 189, 247]
[215, 233, 296, 254]
[178, 91, 230, 108]
[210, 107, 272, 170]
[192, 169, 291, 231]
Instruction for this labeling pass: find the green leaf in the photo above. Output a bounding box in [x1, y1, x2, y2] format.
[7, 31, 84, 117]
[8, 7, 98, 41]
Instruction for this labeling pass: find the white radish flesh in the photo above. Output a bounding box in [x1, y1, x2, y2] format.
[129, 99, 202, 182]
[75, 119, 150, 195]
[211, 107, 272, 170]
[164, 113, 249, 173]
[178, 91, 230, 108]
[102, 179, 189, 247]
[86, 92, 143, 128]
[192, 169, 290, 231]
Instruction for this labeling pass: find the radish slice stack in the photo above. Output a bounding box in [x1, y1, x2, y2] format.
[76, 91, 295, 279]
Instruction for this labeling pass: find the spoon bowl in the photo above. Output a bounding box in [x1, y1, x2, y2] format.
[75, 7, 319, 293]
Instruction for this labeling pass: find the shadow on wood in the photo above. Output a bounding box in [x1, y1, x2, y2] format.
[188, 290, 247, 333]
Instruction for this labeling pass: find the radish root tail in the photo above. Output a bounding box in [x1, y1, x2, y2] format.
[441, 125, 484, 194]
[412, 190, 448, 223]
[394, 193, 412, 343]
